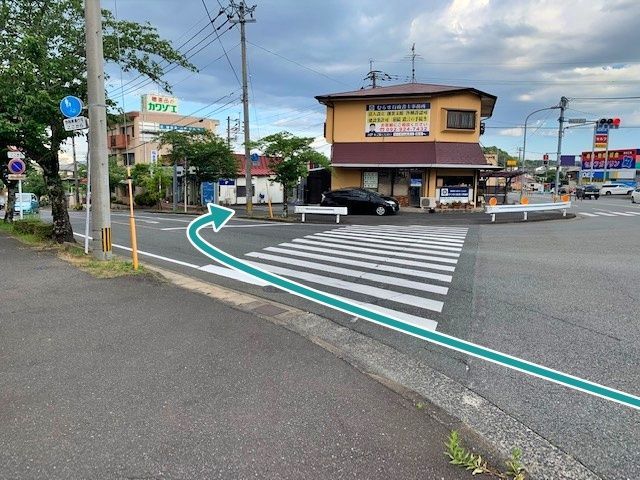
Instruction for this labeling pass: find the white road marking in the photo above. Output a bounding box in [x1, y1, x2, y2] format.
[319, 230, 464, 247]
[342, 225, 468, 237]
[337, 227, 466, 242]
[198, 264, 270, 286]
[314, 232, 462, 252]
[624, 211, 640, 215]
[592, 211, 617, 217]
[246, 260, 445, 312]
[291, 238, 458, 263]
[578, 212, 598, 217]
[605, 211, 634, 216]
[301, 235, 460, 258]
[247, 250, 449, 294]
[161, 227, 188, 231]
[273, 242, 455, 274]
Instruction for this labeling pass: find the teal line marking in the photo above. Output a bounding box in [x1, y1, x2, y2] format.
[186, 204, 640, 411]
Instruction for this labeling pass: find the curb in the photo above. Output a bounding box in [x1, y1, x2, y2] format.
[145, 264, 601, 480]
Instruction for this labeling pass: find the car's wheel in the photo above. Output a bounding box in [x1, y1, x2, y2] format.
[627, 191, 633, 195]
[605, 191, 612, 195]
[595, 195, 599, 199]
[375, 206, 386, 216]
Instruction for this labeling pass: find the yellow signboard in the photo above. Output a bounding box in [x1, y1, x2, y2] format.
[506, 159, 518, 166]
[365, 103, 430, 137]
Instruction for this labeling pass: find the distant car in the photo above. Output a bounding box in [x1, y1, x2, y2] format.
[575, 185, 600, 200]
[632, 188, 640, 204]
[558, 185, 573, 195]
[321, 188, 400, 216]
[13, 193, 39, 214]
[599, 183, 633, 196]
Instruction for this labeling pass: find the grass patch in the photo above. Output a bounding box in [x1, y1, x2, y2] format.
[1, 219, 146, 278]
[445, 430, 527, 479]
[58, 250, 147, 278]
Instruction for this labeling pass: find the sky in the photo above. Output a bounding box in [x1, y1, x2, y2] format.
[68, 0, 640, 163]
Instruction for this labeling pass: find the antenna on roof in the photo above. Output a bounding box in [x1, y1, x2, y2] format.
[364, 58, 392, 88]
[404, 43, 422, 83]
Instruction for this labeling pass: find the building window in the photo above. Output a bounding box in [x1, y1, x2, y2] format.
[446, 110, 476, 130]
[125, 153, 135, 166]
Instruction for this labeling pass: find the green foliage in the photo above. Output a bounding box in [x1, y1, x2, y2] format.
[24, 168, 47, 198]
[255, 131, 330, 215]
[156, 130, 237, 183]
[444, 431, 528, 479]
[482, 146, 517, 168]
[12, 219, 54, 239]
[108, 158, 126, 193]
[0, 0, 195, 241]
[134, 191, 158, 207]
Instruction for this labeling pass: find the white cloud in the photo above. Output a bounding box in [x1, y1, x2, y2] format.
[498, 127, 523, 137]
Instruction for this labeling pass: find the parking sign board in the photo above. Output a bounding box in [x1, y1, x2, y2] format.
[8, 158, 26, 174]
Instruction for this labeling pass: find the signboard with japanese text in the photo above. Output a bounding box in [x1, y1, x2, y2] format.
[581, 148, 638, 170]
[158, 124, 205, 133]
[142, 94, 179, 114]
[365, 103, 430, 137]
[438, 186, 472, 204]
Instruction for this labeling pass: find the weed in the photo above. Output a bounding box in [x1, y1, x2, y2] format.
[415, 402, 426, 410]
[444, 431, 527, 479]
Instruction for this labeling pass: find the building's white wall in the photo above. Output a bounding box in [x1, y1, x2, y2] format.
[219, 176, 284, 205]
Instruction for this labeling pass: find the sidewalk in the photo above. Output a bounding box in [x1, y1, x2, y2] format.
[0, 234, 470, 479]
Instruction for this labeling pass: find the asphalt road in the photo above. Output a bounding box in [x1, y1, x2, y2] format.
[44, 196, 640, 479]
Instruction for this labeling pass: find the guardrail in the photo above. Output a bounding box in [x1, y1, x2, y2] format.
[485, 201, 571, 222]
[294, 205, 348, 223]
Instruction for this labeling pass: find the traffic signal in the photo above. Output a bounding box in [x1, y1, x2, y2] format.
[480, 122, 485, 135]
[598, 118, 621, 129]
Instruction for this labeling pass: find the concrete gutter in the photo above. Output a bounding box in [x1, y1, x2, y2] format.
[146, 264, 600, 480]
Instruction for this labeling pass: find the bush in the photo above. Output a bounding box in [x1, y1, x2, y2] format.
[134, 191, 158, 207]
[13, 219, 54, 239]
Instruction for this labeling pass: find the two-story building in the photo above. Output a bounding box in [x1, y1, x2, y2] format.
[315, 83, 497, 207]
[108, 94, 220, 166]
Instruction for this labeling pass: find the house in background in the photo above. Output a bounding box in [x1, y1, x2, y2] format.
[217, 154, 284, 206]
[316, 83, 499, 207]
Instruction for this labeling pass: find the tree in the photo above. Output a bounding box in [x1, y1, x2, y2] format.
[24, 168, 47, 199]
[256, 132, 330, 216]
[108, 158, 126, 194]
[131, 163, 171, 206]
[481, 146, 517, 168]
[0, 0, 195, 241]
[157, 130, 237, 202]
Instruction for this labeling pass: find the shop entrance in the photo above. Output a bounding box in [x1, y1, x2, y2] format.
[409, 171, 423, 207]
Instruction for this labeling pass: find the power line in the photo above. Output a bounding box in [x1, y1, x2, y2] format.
[202, 0, 241, 86]
[569, 96, 640, 101]
[247, 41, 351, 87]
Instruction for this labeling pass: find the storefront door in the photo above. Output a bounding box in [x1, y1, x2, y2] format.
[409, 171, 423, 207]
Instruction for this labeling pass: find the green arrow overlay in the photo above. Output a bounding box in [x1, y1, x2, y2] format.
[187, 204, 640, 411]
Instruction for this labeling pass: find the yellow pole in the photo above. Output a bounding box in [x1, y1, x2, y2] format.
[126, 166, 139, 270]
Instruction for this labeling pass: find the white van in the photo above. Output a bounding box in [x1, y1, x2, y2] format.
[599, 183, 634, 196]
[13, 193, 40, 214]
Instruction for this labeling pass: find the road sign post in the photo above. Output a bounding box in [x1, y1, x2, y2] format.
[7, 156, 27, 220]
[60, 95, 84, 118]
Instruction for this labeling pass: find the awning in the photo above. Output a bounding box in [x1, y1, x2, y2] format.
[331, 142, 500, 169]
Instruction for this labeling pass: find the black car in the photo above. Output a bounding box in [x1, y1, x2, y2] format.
[575, 185, 600, 200]
[320, 188, 400, 215]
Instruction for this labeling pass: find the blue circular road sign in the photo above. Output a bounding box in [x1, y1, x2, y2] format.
[60, 96, 83, 118]
[8, 158, 26, 174]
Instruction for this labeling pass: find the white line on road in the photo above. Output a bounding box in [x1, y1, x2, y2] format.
[249, 250, 449, 294]
[279, 243, 455, 281]
[291, 238, 459, 263]
[593, 211, 620, 216]
[246, 260, 445, 312]
[320, 230, 464, 247]
[301, 235, 460, 258]
[337, 227, 467, 242]
[578, 212, 599, 217]
[314, 232, 463, 252]
[198, 264, 270, 286]
[343, 226, 468, 237]
[624, 211, 640, 215]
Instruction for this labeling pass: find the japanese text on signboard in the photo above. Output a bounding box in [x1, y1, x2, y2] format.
[365, 103, 430, 137]
[581, 149, 638, 170]
[142, 94, 179, 114]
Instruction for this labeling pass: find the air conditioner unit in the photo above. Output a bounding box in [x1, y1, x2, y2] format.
[420, 197, 436, 213]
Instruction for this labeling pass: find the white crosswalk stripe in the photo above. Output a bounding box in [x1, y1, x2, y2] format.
[197, 225, 470, 331]
[579, 210, 640, 218]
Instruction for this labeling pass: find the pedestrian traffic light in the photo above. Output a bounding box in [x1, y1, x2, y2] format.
[598, 118, 621, 129]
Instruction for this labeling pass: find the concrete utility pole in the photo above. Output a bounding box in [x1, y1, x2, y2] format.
[85, 0, 112, 260]
[229, 0, 256, 215]
[227, 116, 231, 147]
[554, 96, 568, 197]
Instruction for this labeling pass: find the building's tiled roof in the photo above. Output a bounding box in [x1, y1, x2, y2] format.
[316, 82, 497, 117]
[331, 142, 496, 168]
[234, 154, 278, 176]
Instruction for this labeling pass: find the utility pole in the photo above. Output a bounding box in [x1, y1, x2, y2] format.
[364, 60, 391, 89]
[229, 0, 256, 215]
[227, 116, 231, 147]
[85, 0, 112, 260]
[554, 96, 568, 198]
[405, 43, 422, 83]
[71, 134, 80, 206]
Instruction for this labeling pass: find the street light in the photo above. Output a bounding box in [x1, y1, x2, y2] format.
[521, 106, 560, 199]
